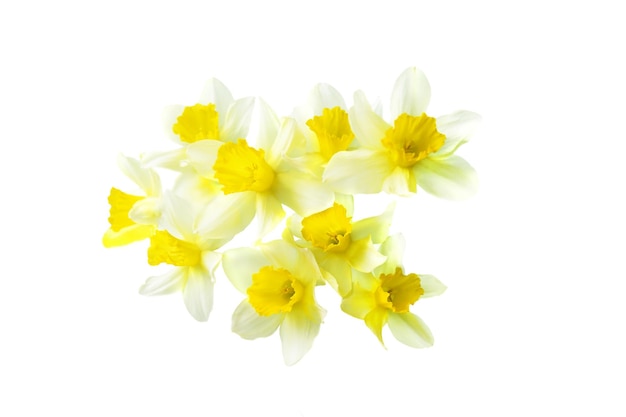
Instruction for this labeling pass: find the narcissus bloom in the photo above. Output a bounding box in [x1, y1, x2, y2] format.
[222, 240, 326, 365]
[138, 193, 231, 322]
[285, 202, 393, 296]
[324, 67, 480, 199]
[187, 100, 334, 238]
[103, 154, 162, 247]
[341, 234, 447, 347]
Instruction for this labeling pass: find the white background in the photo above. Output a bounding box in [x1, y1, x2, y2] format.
[1, 0, 625, 415]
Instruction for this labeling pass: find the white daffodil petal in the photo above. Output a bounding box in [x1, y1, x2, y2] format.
[220, 97, 255, 143]
[387, 312, 434, 348]
[432, 110, 482, 158]
[117, 154, 161, 196]
[199, 78, 234, 127]
[390, 67, 431, 119]
[414, 155, 478, 200]
[182, 267, 214, 322]
[286, 213, 305, 240]
[256, 193, 286, 239]
[351, 201, 395, 244]
[198, 191, 256, 239]
[128, 197, 161, 225]
[318, 253, 352, 296]
[162, 104, 186, 143]
[231, 300, 282, 339]
[267, 118, 297, 167]
[222, 247, 269, 293]
[346, 237, 387, 273]
[185, 139, 223, 178]
[139, 268, 184, 296]
[274, 171, 334, 217]
[419, 274, 447, 298]
[141, 148, 189, 172]
[280, 304, 323, 366]
[161, 192, 195, 241]
[256, 98, 280, 150]
[382, 166, 415, 195]
[349, 91, 390, 149]
[323, 149, 393, 195]
[376, 234, 405, 276]
[341, 284, 376, 319]
[309, 83, 346, 114]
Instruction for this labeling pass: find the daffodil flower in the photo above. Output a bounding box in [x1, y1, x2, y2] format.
[341, 234, 447, 348]
[188, 99, 335, 239]
[324, 67, 480, 199]
[222, 240, 326, 365]
[142, 77, 255, 171]
[138, 192, 231, 322]
[103, 154, 162, 247]
[285, 202, 394, 296]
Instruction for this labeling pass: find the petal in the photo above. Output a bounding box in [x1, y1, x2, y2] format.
[364, 307, 389, 346]
[340, 283, 376, 319]
[273, 171, 334, 216]
[160, 191, 195, 240]
[232, 300, 283, 339]
[323, 149, 393, 195]
[280, 303, 324, 365]
[432, 110, 482, 159]
[349, 90, 390, 150]
[387, 312, 434, 348]
[128, 197, 161, 225]
[185, 139, 223, 178]
[346, 237, 387, 273]
[382, 166, 416, 195]
[182, 266, 215, 322]
[220, 97, 255, 143]
[351, 201, 395, 244]
[197, 191, 256, 239]
[255, 98, 280, 151]
[222, 247, 269, 293]
[317, 253, 352, 296]
[261, 241, 322, 286]
[286, 213, 305, 240]
[117, 154, 161, 196]
[375, 234, 405, 276]
[139, 268, 184, 295]
[267, 118, 297, 167]
[419, 274, 447, 298]
[413, 155, 479, 200]
[161, 104, 186, 143]
[308, 83, 346, 114]
[390, 67, 431, 120]
[256, 193, 286, 239]
[141, 148, 189, 172]
[102, 224, 154, 248]
[198, 78, 234, 128]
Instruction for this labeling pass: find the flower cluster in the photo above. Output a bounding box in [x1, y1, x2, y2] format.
[103, 67, 480, 365]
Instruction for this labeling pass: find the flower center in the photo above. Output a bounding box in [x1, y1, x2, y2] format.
[147, 230, 201, 267]
[213, 139, 275, 194]
[107, 187, 144, 231]
[301, 203, 352, 252]
[172, 103, 220, 143]
[247, 266, 304, 316]
[305, 106, 355, 160]
[377, 267, 424, 313]
[381, 113, 445, 168]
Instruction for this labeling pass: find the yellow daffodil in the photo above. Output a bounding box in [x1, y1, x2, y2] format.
[222, 240, 326, 365]
[138, 192, 232, 322]
[142, 78, 255, 171]
[341, 234, 447, 348]
[103, 154, 162, 247]
[324, 67, 480, 199]
[188, 99, 335, 239]
[285, 202, 394, 296]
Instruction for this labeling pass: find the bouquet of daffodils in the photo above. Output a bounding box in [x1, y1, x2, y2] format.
[103, 67, 480, 365]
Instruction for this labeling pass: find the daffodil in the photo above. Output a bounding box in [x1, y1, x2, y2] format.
[285, 202, 394, 296]
[188, 99, 335, 239]
[222, 240, 326, 365]
[138, 192, 231, 322]
[324, 67, 480, 199]
[142, 77, 255, 171]
[103, 154, 162, 247]
[341, 234, 447, 348]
